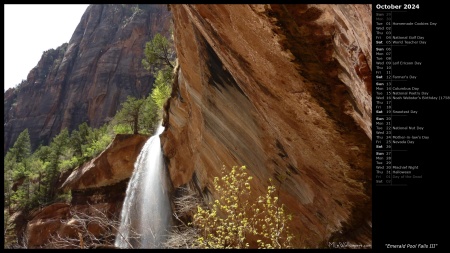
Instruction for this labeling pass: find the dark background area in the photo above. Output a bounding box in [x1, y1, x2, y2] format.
[372, 0, 446, 250]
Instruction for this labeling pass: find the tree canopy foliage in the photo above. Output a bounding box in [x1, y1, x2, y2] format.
[151, 70, 172, 109]
[142, 33, 176, 74]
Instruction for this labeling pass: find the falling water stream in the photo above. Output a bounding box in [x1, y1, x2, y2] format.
[115, 125, 171, 248]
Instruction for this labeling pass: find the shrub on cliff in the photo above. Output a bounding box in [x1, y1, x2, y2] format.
[151, 70, 172, 109]
[168, 165, 294, 249]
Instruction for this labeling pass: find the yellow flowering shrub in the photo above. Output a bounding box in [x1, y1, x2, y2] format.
[191, 165, 293, 249]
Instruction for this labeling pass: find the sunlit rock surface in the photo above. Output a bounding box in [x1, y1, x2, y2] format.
[162, 4, 372, 248]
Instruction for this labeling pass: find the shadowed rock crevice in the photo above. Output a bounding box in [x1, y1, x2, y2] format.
[268, 4, 372, 139]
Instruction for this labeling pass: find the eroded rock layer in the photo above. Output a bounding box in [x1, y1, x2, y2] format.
[162, 4, 372, 247]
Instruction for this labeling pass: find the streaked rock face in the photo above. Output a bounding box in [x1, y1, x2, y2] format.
[4, 4, 172, 153]
[162, 4, 372, 247]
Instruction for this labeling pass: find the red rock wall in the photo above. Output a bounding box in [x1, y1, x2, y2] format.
[162, 4, 372, 247]
[4, 4, 172, 153]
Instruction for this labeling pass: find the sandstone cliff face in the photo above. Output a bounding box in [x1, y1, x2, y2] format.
[61, 134, 148, 190]
[15, 134, 148, 248]
[162, 4, 372, 247]
[4, 4, 171, 153]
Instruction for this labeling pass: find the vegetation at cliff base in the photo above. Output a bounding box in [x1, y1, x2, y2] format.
[166, 165, 294, 249]
[4, 31, 176, 248]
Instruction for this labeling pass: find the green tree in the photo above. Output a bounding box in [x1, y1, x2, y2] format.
[151, 70, 172, 109]
[69, 129, 83, 157]
[112, 95, 161, 135]
[26, 154, 48, 207]
[141, 32, 176, 130]
[142, 33, 175, 74]
[83, 124, 112, 158]
[141, 93, 160, 134]
[69, 122, 97, 162]
[78, 122, 91, 143]
[44, 128, 70, 201]
[4, 129, 32, 210]
[191, 166, 294, 249]
[28, 145, 53, 206]
[4, 152, 17, 212]
[9, 129, 31, 163]
[33, 144, 52, 162]
[5, 121, 122, 216]
[48, 128, 70, 167]
[114, 96, 146, 134]
[112, 124, 133, 135]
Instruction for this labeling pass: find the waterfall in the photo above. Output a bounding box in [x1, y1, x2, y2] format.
[115, 125, 171, 248]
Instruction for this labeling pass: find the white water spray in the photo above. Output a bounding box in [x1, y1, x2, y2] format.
[115, 125, 171, 248]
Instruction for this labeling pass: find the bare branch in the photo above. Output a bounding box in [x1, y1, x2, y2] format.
[162, 187, 203, 249]
[42, 204, 140, 249]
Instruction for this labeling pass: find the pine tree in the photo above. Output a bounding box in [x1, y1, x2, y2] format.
[142, 33, 175, 75]
[114, 96, 146, 134]
[45, 128, 70, 201]
[9, 129, 31, 163]
[4, 129, 32, 211]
